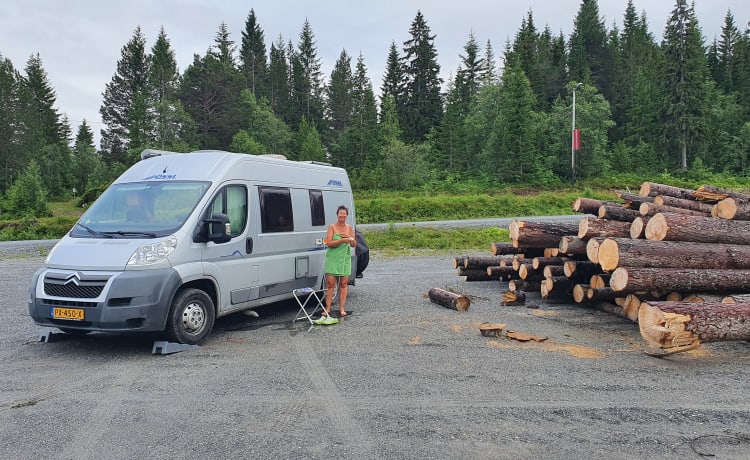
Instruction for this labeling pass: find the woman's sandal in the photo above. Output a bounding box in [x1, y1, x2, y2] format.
[339, 311, 349, 317]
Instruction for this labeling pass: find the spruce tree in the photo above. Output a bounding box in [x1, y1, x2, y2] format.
[568, 0, 612, 99]
[291, 20, 325, 132]
[401, 10, 443, 143]
[239, 9, 269, 100]
[268, 35, 291, 125]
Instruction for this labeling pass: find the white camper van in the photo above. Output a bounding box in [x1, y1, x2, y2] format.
[28, 150, 357, 344]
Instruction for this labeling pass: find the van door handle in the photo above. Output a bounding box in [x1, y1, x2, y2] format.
[246, 237, 253, 254]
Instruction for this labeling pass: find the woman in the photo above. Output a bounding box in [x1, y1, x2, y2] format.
[323, 205, 356, 317]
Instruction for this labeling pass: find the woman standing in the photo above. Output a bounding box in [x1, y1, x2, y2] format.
[323, 205, 356, 317]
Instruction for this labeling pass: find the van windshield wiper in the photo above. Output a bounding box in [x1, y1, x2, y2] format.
[76, 222, 113, 238]
[101, 230, 159, 238]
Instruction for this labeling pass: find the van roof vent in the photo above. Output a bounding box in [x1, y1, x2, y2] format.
[141, 149, 181, 160]
[298, 160, 333, 166]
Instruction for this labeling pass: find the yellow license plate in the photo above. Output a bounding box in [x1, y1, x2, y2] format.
[51, 307, 85, 321]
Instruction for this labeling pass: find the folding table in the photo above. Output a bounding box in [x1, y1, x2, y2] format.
[292, 287, 326, 324]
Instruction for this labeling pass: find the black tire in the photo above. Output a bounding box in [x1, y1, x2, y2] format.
[58, 328, 91, 336]
[166, 288, 215, 345]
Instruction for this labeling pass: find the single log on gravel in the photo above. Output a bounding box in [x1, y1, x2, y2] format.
[639, 300, 750, 351]
[598, 205, 641, 222]
[610, 267, 750, 294]
[578, 216, 632, 239]
[597, 237, 750, 272]
[713, 197, 750, 221]
[654, 195, 714, 213]
[586, 237, 607, 264]
[479, 322, 507, 337]
[589, 273, 610, 289]
[457, 267, 495, 281]
[543, 265, 565, 278]
[509, 220, 580, 249]
[464, 255, 515, 269]
[615, 191, 654, 210]
[573, 197, 617, 215]
[639, 202, 710, 217]
[487, 266, 518, 280]
[490, 242, 530, 256]
[428, 288, 470, 311]
[501, 290, 526, 306]
[694, 184, 750, 202]
[629, 216, 649, 239]
[645, 212, 750, 244]
[639, 182, 696, 199]
[509, 279, 541, 292]
[532, 256, 568, 270]
[564, 260, 601, 279]
[559, 235, 588, 256]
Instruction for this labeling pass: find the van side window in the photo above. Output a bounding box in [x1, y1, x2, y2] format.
[309, 189, 325, 226]
[208, 185, 247, 236]
[259, 186, 294, 233]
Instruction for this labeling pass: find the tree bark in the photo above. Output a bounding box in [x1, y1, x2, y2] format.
[586, 287, 619, 302]
[639, 182, 696, 199]
[615, 191, 654, 210]
[645, 212, 750, 244]
[639, 202, 710, 217]
[532, 256, 568, 270]
[578, 216, 632, 239]
[518, 263, 544, 281]
[463, 255, 515, 269]
[598, 205, 641, 222]
[509, 279, 541, 292]
[564, 260, 600, 279]
[558, 235, 588, 256]
[654, 195, 714, 213]
[543, 265, 565, 278]
[573, 197, 617, 215]
[509, 220, 580, 249]
[610, 267, 750, 294]
[428, 288, 470, 311]
[487, 266, 518, 280]
[490, 242, 530, 256]
[639, 300, 750, 351]
[597, 237, 750, 272]
[457, 267, 495, 282]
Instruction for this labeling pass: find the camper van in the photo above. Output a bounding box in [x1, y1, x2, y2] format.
[28, 149, 357, 344]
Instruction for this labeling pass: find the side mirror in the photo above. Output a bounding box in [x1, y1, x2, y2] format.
[205, 213, 232, 244]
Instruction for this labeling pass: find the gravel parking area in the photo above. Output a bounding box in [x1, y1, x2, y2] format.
[2, 246, 750, 459]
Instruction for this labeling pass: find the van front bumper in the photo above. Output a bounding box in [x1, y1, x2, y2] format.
[28, 267, 182, 333]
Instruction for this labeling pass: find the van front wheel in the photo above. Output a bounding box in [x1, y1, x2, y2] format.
[166, 288, 215, 345]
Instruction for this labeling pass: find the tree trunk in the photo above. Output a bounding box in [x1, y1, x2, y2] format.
[564, 260, 600, 279]
[573, 197, 617, 215]
[544, 276, 571, 293]
[629, 216, 649, 239]
[457, 267, 495, 282]
[713, 197, 750, 221]
[645, 212, 750, 244]
[558, 235, 588, 256]
[542, 265, 565, 278]
[597, 237, 750, 272]
[610, 267, 750, 294]
[598, 205, 641, 222]
[572, 284, 589, 303]
[639, 202, 710, 217]
[428, 288, 470, 311]
[509, 220, 580, 249]
[639, 300, 750, 351]
[532, 256, 568, 270]
[463, 255, 515, 269]
[452, 256, 468, 269]
[509, 279, 541, 292]
[490, 242, 532, 256]
[518, 263, 544, 281]
[587, 287, 619, 302]
[694, 184, 750, 202]
[585, 237, 607, 264]
[615, 191, 654, 210]
[501, 290, 526, 306]
[487, 266, 518, 280]
[578, 216, 632, 239]
[589, 273, 610, 289]
[654, 195, 714, 213]
[639, 182, 696, 199]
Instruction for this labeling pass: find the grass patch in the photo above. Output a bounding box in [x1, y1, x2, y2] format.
[362, 226, 509, 255]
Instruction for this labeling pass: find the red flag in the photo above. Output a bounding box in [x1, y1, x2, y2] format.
[573, 129, 581, 151]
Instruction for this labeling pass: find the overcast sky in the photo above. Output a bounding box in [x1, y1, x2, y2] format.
[1, 0, 748, 146]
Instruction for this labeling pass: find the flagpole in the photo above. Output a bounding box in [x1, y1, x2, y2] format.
[571, 82, 582, 183]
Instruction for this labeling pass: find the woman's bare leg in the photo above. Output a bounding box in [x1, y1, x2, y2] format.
[338, 276, 349, 315]
[324, 274, 336, 315]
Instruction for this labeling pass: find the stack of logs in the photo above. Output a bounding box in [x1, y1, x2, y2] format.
[453, 181, 750, 354]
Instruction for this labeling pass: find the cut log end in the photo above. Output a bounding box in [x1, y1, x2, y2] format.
[428, 288, 470, 311]
[638, 302, 701, 351]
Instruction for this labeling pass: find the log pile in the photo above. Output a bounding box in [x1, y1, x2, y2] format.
[449, 181, 750, 354]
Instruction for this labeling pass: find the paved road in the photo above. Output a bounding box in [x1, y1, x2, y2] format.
[2, 245, 750, 459]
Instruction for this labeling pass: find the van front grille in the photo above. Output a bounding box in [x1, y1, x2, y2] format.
[43, 272, 110, 299]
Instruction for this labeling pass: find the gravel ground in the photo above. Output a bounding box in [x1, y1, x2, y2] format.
[2, 243, 750, 459]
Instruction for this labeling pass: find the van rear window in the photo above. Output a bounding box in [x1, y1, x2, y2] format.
[259, 187, 294, 233]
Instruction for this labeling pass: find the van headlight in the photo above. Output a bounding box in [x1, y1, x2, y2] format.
[128, 235, 178, 266]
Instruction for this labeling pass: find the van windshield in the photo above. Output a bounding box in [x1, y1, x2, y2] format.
[70, 181, 210, 239]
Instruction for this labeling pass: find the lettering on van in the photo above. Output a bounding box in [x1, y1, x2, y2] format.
[142, 174, 177, 180]
[327, 179, 343, 187]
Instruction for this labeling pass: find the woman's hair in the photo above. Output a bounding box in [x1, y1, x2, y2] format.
[336, 205, 349, 215]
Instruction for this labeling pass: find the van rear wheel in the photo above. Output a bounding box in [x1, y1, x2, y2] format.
[166, 288, 215, 345]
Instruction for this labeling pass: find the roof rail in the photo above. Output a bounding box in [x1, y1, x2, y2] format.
[141, 149, 180, 160]
[298, 160, 333, 166]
